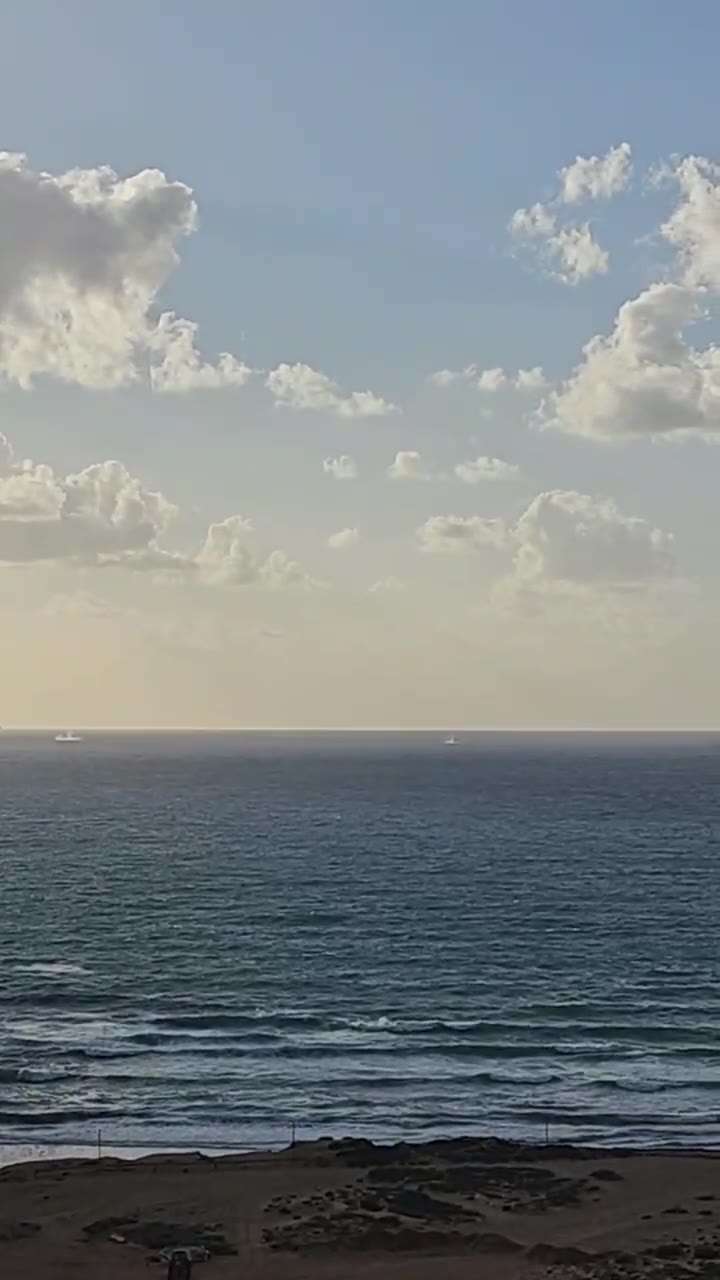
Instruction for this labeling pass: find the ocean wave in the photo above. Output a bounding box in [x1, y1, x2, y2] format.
[0, 1108, 138, 1127]
[503, 1107, 720, 1128]
[587, 1076, 720, 1094]
[12, 963, 92, 977]
[13, 1038, 644, 1063]
[154, 1012, 323, 1032]
[333, 1070, 564, 1090]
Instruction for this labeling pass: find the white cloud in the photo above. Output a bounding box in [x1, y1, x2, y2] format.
[0, 152, 197, 389]
[148, 314, 253, 392]
[511, 490, 674, 587]
[558, 142, 632, 204]
[510, 143, 631, 284]
[455, 455, 519, 484]
[659, 155, 720, 289]
[195, 515, 315, 588]
[510, 207, 608, 285]
[323, 455, 357, 480]
[0, 448, 176, 565]
[328, 526, 359, 550]
[266, 362, 396, 417]
[476, 367, 509, 392]
[428, 368, 461, 388]
[0, 433, 13, 473]
[418, 514, 508, 552]
[544, 281, 720, 440]
[515, 367, 549, 392]
[429, 364, 548, 393]
[541, 154, 720, 441]
[0, 153, 389, 403]
[418, 489, 674, 592]
[0, 434, 315, 588]
[387, 450, 430, 480]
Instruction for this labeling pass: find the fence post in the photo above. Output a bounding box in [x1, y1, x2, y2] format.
[97, 1128, 102, 1160]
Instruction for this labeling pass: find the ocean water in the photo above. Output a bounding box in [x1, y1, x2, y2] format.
[2, 730, 720, 1156]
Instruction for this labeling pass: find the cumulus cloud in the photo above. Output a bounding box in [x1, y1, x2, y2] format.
[195, 515, 315, 588]
[511, 490, 674, 587]
[0, 434, 316, 588]
[659, 155, 720, 289]
[148, 314, 253, 392]
[430, 365, 548, 393]
[510, 207, 609, 284]
[0, 152, 390, 404]
[387, 450, 431, 480]
[558, 142, 632, 205]
[455, 455, 519, 484]
[418, 514, 508, 552]
[266, 362, 395, 417]
[323, 455, 357, 480]
[0, 151, 198, 389]
[418, 489, 674, 592]
[510, 142, 631, 284]
[543, 281, 720, 440]
[0, 449, 176, 565]
[328, 526, 359, 550]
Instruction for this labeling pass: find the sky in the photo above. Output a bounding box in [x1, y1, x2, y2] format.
[1, 0, 720, 727]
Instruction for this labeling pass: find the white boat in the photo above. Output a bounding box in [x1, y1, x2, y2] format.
[55, 731, 83, 743]
[444, 735, 459, 746]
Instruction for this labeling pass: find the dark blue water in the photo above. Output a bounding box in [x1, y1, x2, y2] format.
[2, 731, 720, 1153]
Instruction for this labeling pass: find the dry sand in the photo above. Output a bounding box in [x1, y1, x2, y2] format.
[0, 1136, 719, 1277]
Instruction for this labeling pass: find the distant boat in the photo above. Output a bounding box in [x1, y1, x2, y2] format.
[444, 735, 459, 746]
[54, 731, 83, 743]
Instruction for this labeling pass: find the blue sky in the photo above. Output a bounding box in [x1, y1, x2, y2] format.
[0, 2, 719, 725]
[2, 0, 715, 379]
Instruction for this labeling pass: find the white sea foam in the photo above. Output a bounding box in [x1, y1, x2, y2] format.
[14, 962, 92, 977]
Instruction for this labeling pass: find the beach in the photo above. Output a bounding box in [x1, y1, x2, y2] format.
[2, 1136, 720, 1278]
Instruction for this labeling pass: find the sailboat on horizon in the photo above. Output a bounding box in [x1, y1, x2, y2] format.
[54, 730, 83, 743]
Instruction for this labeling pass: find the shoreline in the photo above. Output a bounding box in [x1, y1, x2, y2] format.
[3, 1132, 720, 1169]
[3, 1135, 720, 1276]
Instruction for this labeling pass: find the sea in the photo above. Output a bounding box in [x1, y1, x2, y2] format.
[2, 729, 720, 1162]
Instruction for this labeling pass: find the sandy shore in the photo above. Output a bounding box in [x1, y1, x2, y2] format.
[1, 1136, 720, 1277]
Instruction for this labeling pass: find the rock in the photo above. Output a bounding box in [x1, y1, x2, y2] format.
[366, 1166, 414, 1185]
[359, 1195, 384, 1213]
[527, 1242, 592, 1264]
[695, 1245, 720, 1260]
[473, 1233, 522, 1254]
[591, 1168, 624, 1182]
[0, 1222, 41, 1243]
[647, 1243, 686, 1260]
[83, 1218, 235, 1257]
[83, 1216, 136, 1239]
[384, 1188, 477, 1222]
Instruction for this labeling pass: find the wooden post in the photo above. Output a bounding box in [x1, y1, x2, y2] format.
[97, 1128, 102, 1160]
[544, 1120, 550, 1146]
[290, 1120, 296, 1147]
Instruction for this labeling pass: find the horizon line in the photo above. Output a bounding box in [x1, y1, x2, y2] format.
[3, 726, 720, 735]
